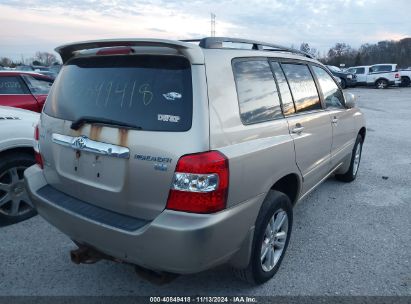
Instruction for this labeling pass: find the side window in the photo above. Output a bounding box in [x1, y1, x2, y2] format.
[356, 67, 365, 74]
[0, 76, 28, 94]
[281, 63, 321, 113]
[312, 66, 345, 109]
[22, 75, 53, 95]
[380, 65, 392, 72]
[270, 62, 295, 115]
[233, 60, 283, 124]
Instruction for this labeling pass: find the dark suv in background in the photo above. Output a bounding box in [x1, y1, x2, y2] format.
[326, 65, 357, 89]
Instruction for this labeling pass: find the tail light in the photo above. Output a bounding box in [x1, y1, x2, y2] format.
[166, 151, 229, 213]
[395, 73, 400, 79]
[34, 124, 43, 169]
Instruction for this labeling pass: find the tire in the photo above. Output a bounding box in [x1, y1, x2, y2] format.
[335, 134, 363, 182]
[234, 190, 293, 284]
[0, 152, 36, 224]
[340, 79, 347, 89]
[375, 79, 388, 89]
[400, 77, 410, 87]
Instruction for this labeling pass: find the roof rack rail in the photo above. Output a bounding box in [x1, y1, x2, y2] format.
[181, 37, 313, 59]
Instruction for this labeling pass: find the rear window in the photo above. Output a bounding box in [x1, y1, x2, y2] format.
[0, 76, 28, 94]
[44, 55, 193, 132]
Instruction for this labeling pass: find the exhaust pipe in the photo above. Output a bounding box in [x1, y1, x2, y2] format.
[70, 244, 178, 285]
[70, 245, 117, 264]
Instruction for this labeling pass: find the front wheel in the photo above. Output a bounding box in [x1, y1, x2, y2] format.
[0, 152, 37, 224]
[336, 134, 363, 182]
[375, 79, 388, 89]
[234, 190, 293, 284]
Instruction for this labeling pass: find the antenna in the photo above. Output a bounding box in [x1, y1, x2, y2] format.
[210, 13, 216, 37]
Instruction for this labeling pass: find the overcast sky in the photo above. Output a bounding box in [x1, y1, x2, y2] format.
[0, 0, 410, 61]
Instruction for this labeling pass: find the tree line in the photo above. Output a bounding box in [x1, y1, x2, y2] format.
[0, 51, 59, 68]
[300, 37, 411, 69]
[2, 38, 411, 69]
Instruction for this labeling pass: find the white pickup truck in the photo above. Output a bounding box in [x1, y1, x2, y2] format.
[346, 64, 401, 89]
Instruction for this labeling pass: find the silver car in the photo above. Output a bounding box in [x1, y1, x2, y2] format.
[25, 37, 366, 284]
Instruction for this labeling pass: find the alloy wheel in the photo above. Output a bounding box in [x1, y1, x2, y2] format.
[260, 209, 289, 272]
[0, 166, 33, 217]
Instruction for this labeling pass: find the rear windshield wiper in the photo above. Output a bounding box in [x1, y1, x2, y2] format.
[70, 116, 143, 131]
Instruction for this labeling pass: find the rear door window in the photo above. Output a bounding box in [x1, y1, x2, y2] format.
[312, 66, 345, 109]
[0, 76, 28, 94]
[281, 63, 321, 113]
[233, 59, 283, 124]
[44, 55, 193, 132]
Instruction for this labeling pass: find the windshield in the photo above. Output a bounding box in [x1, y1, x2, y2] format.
[44, 55, 193, 132]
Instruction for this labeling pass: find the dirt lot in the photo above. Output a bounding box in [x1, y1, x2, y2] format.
[0, 87, 410, 296]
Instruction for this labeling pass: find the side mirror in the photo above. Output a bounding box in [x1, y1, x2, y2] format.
[344, 92, 356, 108]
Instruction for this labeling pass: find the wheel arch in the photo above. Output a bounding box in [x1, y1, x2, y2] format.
[0, 146, 34, 159]
[270, 173, 301, 206]
[374, 77, 389, 84]
[359, 127, 366, 141]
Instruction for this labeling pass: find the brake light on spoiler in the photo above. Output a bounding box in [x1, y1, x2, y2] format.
[96, 47, 134, 56]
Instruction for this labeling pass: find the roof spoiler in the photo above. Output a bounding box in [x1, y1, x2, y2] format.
[55, 39, 204, 64]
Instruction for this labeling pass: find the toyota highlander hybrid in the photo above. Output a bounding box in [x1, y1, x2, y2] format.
[25, 37, 366, 284]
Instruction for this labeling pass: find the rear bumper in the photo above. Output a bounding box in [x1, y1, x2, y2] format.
[24, 165, 263, 274]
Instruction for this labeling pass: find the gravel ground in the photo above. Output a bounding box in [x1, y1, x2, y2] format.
[0, 87, 410, 296]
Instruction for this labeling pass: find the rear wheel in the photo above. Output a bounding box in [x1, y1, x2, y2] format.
[336, 134, 363, 182]
[234, 190, 292, 284]
[0, 152, 36, 224]
[375, 79, 388, 89]
[400, 77, 410, 87]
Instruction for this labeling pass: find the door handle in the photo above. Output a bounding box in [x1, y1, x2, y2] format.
[332, 116, 338, 124]
[292, 124, 304, 134]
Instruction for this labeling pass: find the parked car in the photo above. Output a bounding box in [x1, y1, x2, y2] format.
[0, 71, 53, 112]
[345, 66, 370, 86]
[347, 64, 401, 89]
[399, 69, 411, 87]
[15, 65, 34, 71]
[31, 66, 56, 79]
[368, 64, 401, 88]
[25, 37, 366, 284]
[0, 106, 39, 223]
[326, 65, 356, 89]
[48, 64, 62, 79]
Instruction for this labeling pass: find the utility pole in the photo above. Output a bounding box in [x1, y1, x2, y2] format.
[210, 13, 216, 37]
